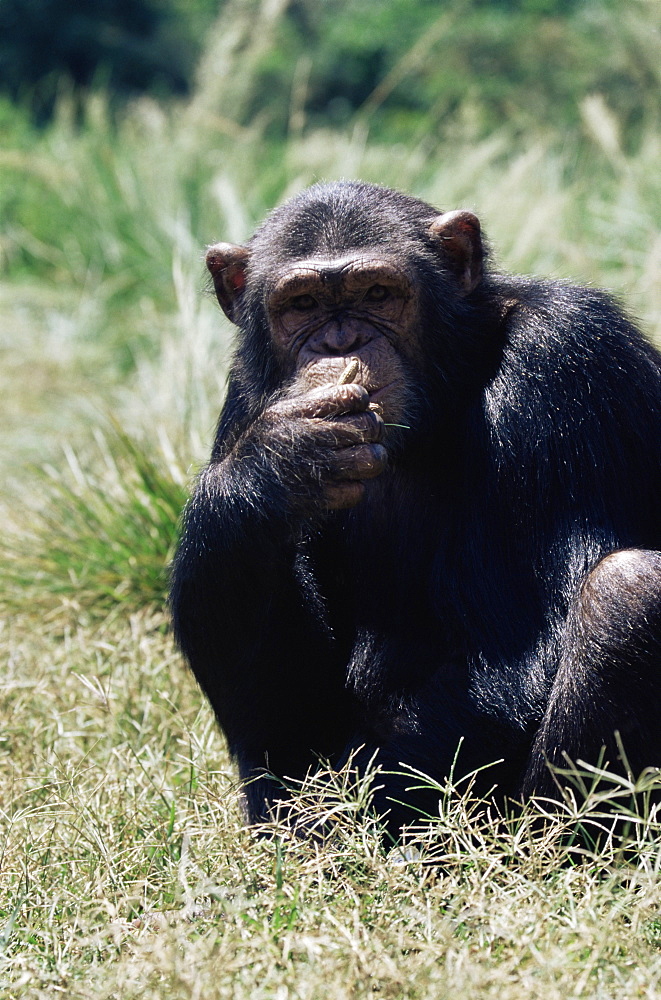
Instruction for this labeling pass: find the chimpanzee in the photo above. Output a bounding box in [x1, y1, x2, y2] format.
[170, 181, 661, 836]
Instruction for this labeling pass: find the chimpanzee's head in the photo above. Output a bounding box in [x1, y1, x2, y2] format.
[206, 181, 485, 424]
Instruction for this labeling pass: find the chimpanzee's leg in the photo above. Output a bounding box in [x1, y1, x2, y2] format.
[521, 549, 661, 800]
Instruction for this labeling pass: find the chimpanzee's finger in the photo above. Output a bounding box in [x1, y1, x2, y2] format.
[312, 410, 384, 446]
[324, 481, 366, 510]
[277, 382, 370, 419]
[330, 443, 387, 481]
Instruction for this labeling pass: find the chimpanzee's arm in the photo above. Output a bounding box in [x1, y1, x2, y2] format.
[170, 463, 320, 814]
[170, 377, 384, 818]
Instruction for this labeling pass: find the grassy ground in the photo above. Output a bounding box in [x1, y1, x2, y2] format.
[3, 6, 661, 995]
[5, 613, 661, 999]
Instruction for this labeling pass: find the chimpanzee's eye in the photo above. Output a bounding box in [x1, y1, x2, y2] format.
[289, 294, 318, 311]
[364, 284, 390, 302]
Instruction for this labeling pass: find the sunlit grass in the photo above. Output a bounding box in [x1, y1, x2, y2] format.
[2, 428, 187, 620]
[3, 610, 661, 998]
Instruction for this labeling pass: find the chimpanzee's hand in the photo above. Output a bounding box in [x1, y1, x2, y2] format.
[241, 382, 387, 510]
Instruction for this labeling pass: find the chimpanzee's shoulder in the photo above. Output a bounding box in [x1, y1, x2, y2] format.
[495, 273, 627, 321]
[492, 273, 659, 369]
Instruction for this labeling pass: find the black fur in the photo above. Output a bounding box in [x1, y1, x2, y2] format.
[171, 182, 661, 834]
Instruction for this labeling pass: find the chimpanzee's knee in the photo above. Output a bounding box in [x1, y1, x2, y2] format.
[521, 549, 661, 800]
[583, 548, 661, 596]
[577, 549, 661, 658]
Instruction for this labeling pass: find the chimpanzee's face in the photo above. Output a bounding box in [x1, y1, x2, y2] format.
[264, 252, 418, 421]
[205, 185, 482, 425]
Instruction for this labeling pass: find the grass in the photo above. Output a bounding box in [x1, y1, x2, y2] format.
[4, 609, 661, 998]
[2, 429, 187, 619]
[2, 3, 661, 995]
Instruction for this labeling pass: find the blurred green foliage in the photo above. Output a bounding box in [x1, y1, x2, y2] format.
[1, 0, 659, 148]
[255, 0, 660, 146]
[0, 0, 218, 119]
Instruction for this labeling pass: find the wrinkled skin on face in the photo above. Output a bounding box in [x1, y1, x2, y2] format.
[206, 254, 415, 508]
[205, 208, 481, 510]
[267, 253, 418, 423]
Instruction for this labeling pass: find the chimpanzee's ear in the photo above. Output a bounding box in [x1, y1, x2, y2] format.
[428, 210, 483, 295]
[206, 243, 251, 323]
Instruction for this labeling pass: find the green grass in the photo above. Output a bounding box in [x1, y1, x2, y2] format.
[2, 2, 661, 995]
[2, 429, 187, 619]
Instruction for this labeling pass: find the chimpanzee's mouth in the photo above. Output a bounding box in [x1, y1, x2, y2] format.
[369, 380, 398, 402]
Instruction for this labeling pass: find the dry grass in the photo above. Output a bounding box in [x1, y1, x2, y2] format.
[3, 615, 661, 998]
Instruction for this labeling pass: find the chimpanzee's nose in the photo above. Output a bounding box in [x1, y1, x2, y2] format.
[315, 319, 369, 355]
